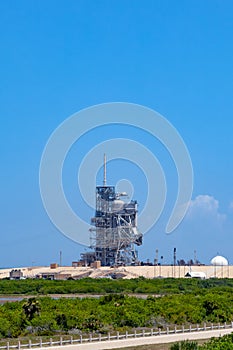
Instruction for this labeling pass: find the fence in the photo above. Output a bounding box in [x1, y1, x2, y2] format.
[1, 322, 233, 349]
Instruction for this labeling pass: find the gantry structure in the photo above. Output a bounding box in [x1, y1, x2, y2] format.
[89, 155, 142, 266]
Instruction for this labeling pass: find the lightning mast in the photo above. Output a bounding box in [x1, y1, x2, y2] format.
[103, 153, 107, 187]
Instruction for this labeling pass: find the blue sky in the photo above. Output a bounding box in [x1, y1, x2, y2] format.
[1, 1, 233, 267]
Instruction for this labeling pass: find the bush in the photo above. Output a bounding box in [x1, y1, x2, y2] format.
[170, 340, 198, 349]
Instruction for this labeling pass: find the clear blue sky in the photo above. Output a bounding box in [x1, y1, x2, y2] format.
[1, 0, 233, 267]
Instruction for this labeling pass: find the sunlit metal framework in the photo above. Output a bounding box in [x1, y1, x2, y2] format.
[90, 182, 143, 266]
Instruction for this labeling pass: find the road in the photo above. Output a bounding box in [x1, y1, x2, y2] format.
[36, 328, 233, 350]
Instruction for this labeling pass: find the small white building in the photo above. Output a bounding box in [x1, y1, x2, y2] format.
[185, 271, 206, 279]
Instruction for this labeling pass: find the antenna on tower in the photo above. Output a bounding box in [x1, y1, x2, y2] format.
[103, 154, 107, 186]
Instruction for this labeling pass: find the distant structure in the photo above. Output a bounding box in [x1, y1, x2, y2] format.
[88, 154, 143, 266]
[173, 247, 177, 266]
[10, 269, 23, 280]
[185, 271, 206, 279]
[211, 255, 228, 266]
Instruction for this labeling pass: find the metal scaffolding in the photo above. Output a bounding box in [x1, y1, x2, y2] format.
[89, 155, 142, 266]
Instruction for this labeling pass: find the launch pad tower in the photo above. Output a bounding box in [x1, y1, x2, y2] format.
[90, 155, 142, 266]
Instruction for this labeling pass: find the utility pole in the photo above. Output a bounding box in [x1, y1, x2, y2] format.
[173, 248, 176, 278]
[160, 256, 163, 277]
[59, 251, 62, 267]
[154, 249, 158, 278]
[103, 154, 107, 186]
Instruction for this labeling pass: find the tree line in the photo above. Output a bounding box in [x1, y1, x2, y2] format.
[1, 277, 233, 295]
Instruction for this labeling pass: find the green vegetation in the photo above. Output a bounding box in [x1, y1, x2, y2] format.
[200, 333, 233, 349]
[22, 298, 40, 320]
[112, 335, 233, 350]
[171, 333, 233, 349]
[127, 336, 233, 350]
[0, 290, 232, 338]
[111, 340, 208, 350]
[171, 341, 198, 349]
[1, 277, 233, 295]
[0, 278, 232, 341]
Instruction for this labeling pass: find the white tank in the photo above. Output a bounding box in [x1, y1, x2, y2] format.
[211, 255, 228, 266]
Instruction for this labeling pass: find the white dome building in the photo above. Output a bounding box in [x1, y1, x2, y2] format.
[211, 255, 228, 266]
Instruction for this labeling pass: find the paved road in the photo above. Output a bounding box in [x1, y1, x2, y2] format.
[37, 328, 233, 350]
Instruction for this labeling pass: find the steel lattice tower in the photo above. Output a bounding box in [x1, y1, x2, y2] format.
[90, 155, 142, 266]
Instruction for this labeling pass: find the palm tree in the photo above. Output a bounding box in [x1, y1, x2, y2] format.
[23, 298, 41, 320]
